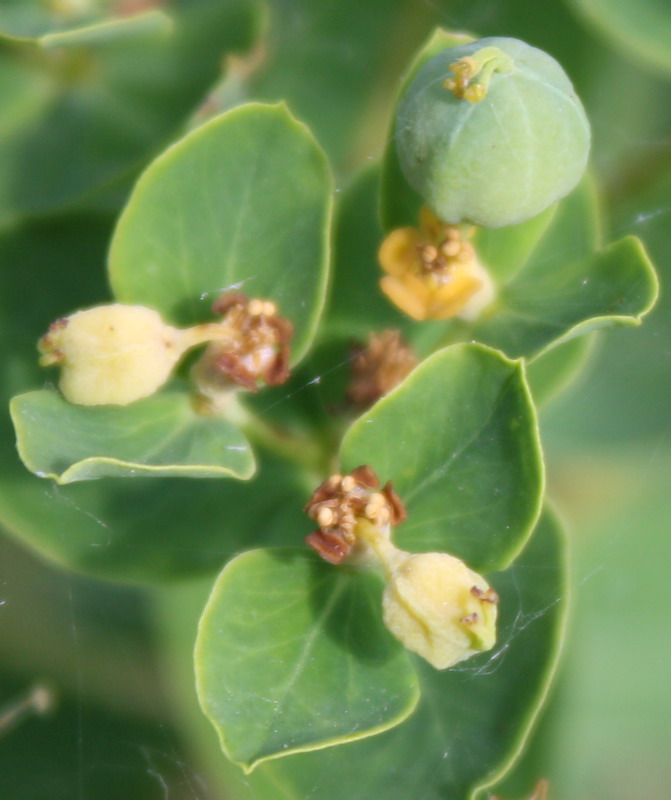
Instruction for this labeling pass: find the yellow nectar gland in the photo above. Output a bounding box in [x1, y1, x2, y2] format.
[378, 207, 494, 321]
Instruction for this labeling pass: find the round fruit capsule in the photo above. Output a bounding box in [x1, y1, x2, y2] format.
[395, 37, 591, 228]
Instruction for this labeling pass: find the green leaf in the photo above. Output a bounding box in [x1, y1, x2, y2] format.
[380, 27, 476, 231]
[249, 0, 439, 171]
[244, 510, 567, 800]
[10, 388, 254, 484]
[0, 5, 171, 46]
[195, 549, 420, 772]
[39, 11, 172, 49]
[473, 204, 559, 285]
[109, 102, 332, 363]
[473, 235, 658, 360]
[324, 165, 412, 341]
[340, 343, 543, 572]
[526, 334, 595, 407]
[0, 0, 260, 221]
[568, 0, 671, 76]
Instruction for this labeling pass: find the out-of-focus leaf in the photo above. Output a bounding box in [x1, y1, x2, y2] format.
[250, 0, 438, 170]
[0, 0, 171, 46]
[0, 0, 260, 220]
[109, 103, 332, 363]
[11, 388, 254, 484]
[543, 159, 671, 444]
[568, 0, 671, 76]
[195, 549, 419, 772]
[340, 344, 543, 572]
[38, 11, 172, 48]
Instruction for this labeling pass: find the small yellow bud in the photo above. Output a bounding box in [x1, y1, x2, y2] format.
[382, 551, 498, 670]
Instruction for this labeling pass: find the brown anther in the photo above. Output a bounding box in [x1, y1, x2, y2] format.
[212, 292, 248, 315]
[350, 465, 380, 489]
[471, 586, 499, 604]
[305, 530, 351, 565]
[381, 481, 407, 525]
[214, 353, 259, 393]
[263, 343, 291, 386]
[49, 317, 68, 332]
[460, 612, 480, 625]
[267, 315, 294, 344]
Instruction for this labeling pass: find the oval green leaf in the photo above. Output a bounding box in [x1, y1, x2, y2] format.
[340, 343, 543, 572]
[473, 234, 658, 360]
[246, 510, 567, 800]
[10, 388, 254, 484]
[195, 548, 420, 773]
[109, 102, 332, 364]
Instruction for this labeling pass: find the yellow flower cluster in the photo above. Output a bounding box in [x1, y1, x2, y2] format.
[378, 207, 493, 321]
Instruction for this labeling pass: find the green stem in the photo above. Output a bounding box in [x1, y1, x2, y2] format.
[225, 394, 330, 474]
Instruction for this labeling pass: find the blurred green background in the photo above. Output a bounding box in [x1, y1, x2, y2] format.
[1, 0, 669, 797]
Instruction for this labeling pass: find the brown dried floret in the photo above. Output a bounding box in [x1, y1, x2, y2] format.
[305, 465, 406, 564]
[347, 330, 418, 410]
[193, 292, 293, 402]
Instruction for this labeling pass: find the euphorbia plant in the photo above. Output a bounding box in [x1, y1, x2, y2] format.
[0, 3, 660, 798]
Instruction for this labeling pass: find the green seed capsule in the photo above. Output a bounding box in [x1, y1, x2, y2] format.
[396, 37, 591, 228]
